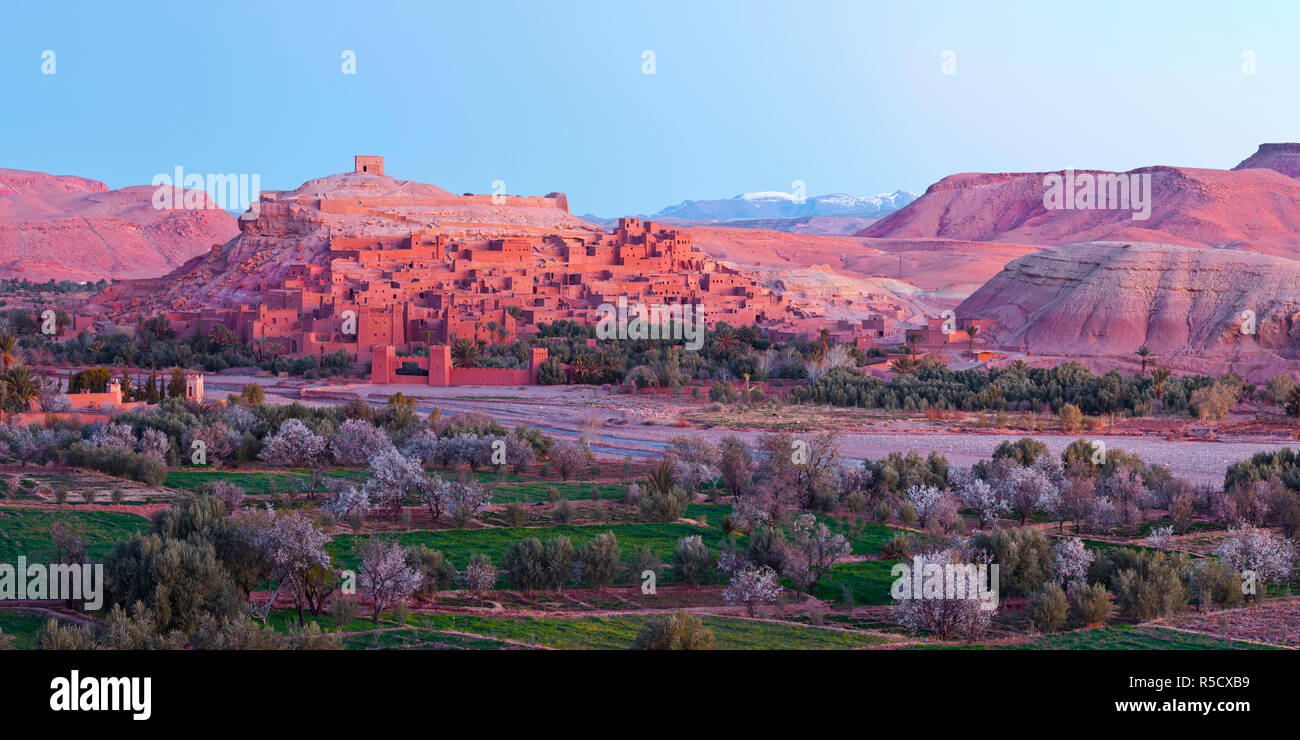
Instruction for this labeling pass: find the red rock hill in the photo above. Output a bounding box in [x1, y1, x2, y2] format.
[0, 169, 239, 281]
[956, 242, 1300, 380]
[1233, 142, 1300, 179]
[860, 160, 1300, 260]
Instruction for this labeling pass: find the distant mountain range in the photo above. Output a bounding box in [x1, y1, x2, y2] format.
[655, 190, 917, 220]
[581, 189, 918, 234]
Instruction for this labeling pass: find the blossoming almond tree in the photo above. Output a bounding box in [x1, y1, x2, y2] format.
[364, 448, 426, 518]
[723, 564, 781, 617]
[1214, 524, 1295, 603]
[259, 418, 327, 468]
[1053, 537, 1093, 587]
[255, 511, 332, 626]
[358, 539, 422, 623]
[782, 513, 850, 595]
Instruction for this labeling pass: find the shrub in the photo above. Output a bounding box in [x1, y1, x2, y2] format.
[992, 437, 1049, 466]
[880, 533, 916, 561]
[407, 546, 456, 599]
[1059, 403, 1084, 432]
[240, 383, 266, 405]
[628, 547, 662, 583]
[897, 502, 918, 527]
[537, 358, 566, 385]
[1113, 557, 1190, 621]
[103, 533, 244, 633]
[970, 528, 1054, 597]
[873, 501, 894, 523]
[549, 440, 594, 480]
[389, 600, 411, 625]
[1026, 585, 1068, 633]
[543, 537, 576, 590]
[346, 510, 365, 532]
[1068, 582, 1112, 625]
[638, 485, 690, 523]
[1264, 374, 1297, 406]
[331, 595, 361, 628]
[576, 532, 620, 589]
[1192, 559, 1243, 610]
[1190, 381, 1238, 421]
[552, 498, 575, 524]
[505, 501, 527, 527]
[672, 535, 715, 585]
[503, 538, 549, 592]
[631, 610, 715, 650]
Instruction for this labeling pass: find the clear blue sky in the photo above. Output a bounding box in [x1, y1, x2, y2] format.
[2, 0, 1297, 216]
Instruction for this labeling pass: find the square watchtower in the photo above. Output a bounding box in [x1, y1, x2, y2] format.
[354, 156, 384, 176]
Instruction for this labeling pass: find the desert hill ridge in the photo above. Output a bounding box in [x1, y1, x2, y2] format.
[957, 241, 1300, 380]
[861, 151, 1300, 261]
[1233, 142, 1300, 179]
[0, 168, 238, 282]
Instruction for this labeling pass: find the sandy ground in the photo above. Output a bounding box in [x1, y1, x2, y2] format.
[195, 375, 1300, 486]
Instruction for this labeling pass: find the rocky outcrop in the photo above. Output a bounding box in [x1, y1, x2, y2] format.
[1233, 143, 1300, 179]
[0, 169, 239, 281]
[956, 242, 1300, 379]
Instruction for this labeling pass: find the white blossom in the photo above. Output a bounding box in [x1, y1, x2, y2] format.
[259, 418, 327, 467]
[722, 564, 781, 617]
[1053, 537, 1093, 585]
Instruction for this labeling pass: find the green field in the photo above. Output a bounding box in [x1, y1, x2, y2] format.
[165, 468, 629, 503]
[164, 468, 368, 496]
[331, 521, 741, 585]
[342, 628, 520, 650]
[0, 611, 53, 650]
[1003, 625, 1277, 650]
[256, 608, 895, 650]
[814, 560, 900, 606]
[403, 612, 894, 649]
[911, 624, 1278, 650]
[0, 509, 150, 562]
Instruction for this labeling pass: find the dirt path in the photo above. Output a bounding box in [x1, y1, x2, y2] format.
[0, 500, 166, 519]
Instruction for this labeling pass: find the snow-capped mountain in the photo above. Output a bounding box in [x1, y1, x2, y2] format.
[654, 190, 917, 221]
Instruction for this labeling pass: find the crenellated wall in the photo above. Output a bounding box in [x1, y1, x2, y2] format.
[370, 344, 548, 386]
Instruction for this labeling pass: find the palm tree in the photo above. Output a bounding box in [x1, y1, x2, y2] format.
[889, 356, 919, 375]
[965, 325, 980, 355]
[905, 331, 923, 360]
[712, 325, 738, 356]
[450, 338, 480, 369]
[646, 458, 677, 495]
[0, 334, 17, 372]
[1151, 366, 1172, 404]
[1135, 346, 1152, 375]
[3, 366, 38, 412]
[570, 353, 593, 383]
